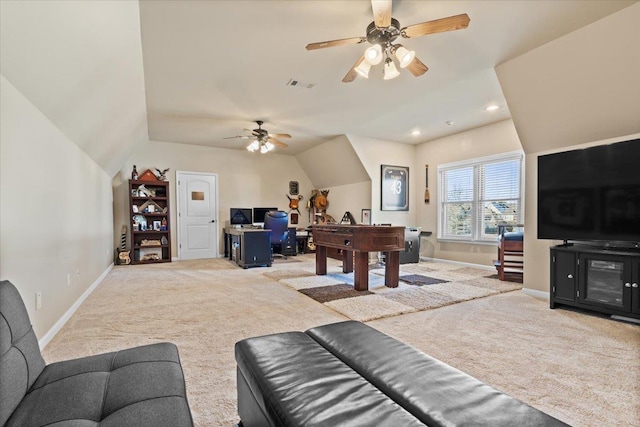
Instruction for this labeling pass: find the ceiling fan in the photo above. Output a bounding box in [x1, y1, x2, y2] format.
[224, 121, 291, 153]
[306, 0, 470, 82]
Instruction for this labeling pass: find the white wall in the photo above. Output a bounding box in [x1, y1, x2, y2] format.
[1, 76, 114, 339]
[113, 140, 315, 256]
[347, 135, 417, 227]
[414, 120, 523, 265]
[496, 3, 640, 155]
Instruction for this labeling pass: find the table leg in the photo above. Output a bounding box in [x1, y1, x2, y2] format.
[343, 250, 354, 273]
[354, 251, 369, 291]
[316, 245, 327, 275]
[384, 251, 400, 288]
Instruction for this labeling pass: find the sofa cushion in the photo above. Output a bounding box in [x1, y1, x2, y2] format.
[0, 280, 46, 426]
[235, 331, 424, 426]
[6, 342, 193, 427]
[307, 321, 567, 427]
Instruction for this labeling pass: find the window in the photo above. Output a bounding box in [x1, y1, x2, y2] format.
[438, 151, 523, 243]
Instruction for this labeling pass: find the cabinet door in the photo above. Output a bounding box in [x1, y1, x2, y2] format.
[578, 253, 632, 312]
[633, 259, 640, 315]
[551, 250, 577, 303]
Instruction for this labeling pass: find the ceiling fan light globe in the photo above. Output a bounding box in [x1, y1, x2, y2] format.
[395, 46, 415, 68]
[260, 144, 269, 154]
[364, 44, 383, 65]
[247, 140, 260, 152]
[355, 60, 371, 78]
[264, 141, 274, 151]
[383, 59, 400, 80]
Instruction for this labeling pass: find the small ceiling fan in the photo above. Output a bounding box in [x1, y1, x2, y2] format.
[306, 0, 470, 82]
[224, 121, 291, 153]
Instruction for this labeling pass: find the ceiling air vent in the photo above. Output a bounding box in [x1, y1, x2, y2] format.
[286, 78, 315, 89]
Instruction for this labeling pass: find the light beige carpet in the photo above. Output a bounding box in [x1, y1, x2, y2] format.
[42, 254, 640, 427]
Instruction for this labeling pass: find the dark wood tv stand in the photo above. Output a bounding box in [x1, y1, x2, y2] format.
[550, 244, 640, 320]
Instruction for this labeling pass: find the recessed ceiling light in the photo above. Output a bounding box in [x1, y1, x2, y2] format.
[485, 105, 500, 111]
[446, 121, 454, 126]
[411, 130, 421, 136]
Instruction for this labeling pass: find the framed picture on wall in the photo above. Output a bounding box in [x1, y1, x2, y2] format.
[381, 165, 409, 211]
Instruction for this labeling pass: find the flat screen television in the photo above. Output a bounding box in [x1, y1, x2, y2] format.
[537, 138, 640, 245]
[230, 208, 252, 225]
[253, 207, 278, 224]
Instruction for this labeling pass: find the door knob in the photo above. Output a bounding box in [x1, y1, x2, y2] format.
[632, 283, 638, 288]
[567, 274, 573, 279]
[624, 283, 631, 288]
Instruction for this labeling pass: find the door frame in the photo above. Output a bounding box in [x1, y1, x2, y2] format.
[176, 171, 219, 260]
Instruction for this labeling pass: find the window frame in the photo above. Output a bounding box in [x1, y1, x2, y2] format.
[437, 151, 524, 244]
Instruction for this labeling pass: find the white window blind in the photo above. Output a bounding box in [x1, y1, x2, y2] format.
[438, 152, 523, 242]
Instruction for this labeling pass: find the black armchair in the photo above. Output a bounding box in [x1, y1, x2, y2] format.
[264, 210, 290, 259]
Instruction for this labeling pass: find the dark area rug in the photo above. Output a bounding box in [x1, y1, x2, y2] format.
[298, 284, 373, 303]
[399, 274, 450, 286]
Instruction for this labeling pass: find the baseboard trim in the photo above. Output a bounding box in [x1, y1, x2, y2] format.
[522, 287, 549, 300]
[419, 256, 495, 271]
[39, 263, 113, 350]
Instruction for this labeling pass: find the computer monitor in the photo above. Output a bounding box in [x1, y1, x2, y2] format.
[253, 207, 278, 224]
[230, 208, 253, 225]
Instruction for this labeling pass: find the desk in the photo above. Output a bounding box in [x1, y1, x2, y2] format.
[311, 225, 405, 291]
[224, 227, 271, 268]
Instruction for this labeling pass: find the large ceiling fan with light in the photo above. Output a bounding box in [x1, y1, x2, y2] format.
[224, 121, 291, 153]
[306, 0, 470, 82]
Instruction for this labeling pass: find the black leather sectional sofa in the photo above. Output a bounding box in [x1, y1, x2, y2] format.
[235, 320, 569, 426]
[0, 280, 194, 427]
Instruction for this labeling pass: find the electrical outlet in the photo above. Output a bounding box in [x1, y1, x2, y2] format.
[67, 273, 71, 286]
[36, 292, 42, 310]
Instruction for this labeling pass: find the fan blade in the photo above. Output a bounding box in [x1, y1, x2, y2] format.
[269, 133, 291, 139]
[406, 56, 429, 77]
[342, 55, 366, 83]
[267, 137, 288, 148]
[371, 0, 392, 28]
[243, 128, 260, 136]
[306, 37, 366, 50]
[223, 135, 251, 140]
[402, 13, 470, 38]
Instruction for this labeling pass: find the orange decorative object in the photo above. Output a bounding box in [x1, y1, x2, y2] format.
[138, 169, 159, 181]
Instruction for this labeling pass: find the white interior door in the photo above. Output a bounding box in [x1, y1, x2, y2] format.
[177, 171, 218, 260]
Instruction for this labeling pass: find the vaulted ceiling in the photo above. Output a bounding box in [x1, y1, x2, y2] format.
[1, 0, 637, 176]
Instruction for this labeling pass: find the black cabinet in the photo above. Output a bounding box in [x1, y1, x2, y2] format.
[226, 228, 271, 269]
[550, 245, 639, 320]
[281, 228, 297, 256]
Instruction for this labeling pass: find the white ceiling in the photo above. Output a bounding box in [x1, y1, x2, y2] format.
[139, 0, 636, 155]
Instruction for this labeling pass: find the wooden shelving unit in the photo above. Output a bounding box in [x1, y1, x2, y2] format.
[129, 179, 171, 264]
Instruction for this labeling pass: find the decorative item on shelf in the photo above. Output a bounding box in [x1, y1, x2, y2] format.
[132, 205, 138, 213]
[153, 220, 161, 231]
[361, 209, 371, 225]
[142, 253, 161, 261]
[287, 194, 304, 214]
[137, 185, 152, 197]
[341, 211, 357, 225]
[140, 239, 161, 246]
[290, 213, 299, 225]
[138, 169, 159, 181]
[161, 217, 167, 230]
[155, 168, 170, 181]
[133, 214, 147, 229]
[161, 235, 168, 245]
[138, 200, 162, 213]
[131, 165, 138, 180]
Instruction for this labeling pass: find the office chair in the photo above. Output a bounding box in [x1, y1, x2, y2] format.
[264, 210, 290, 260]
